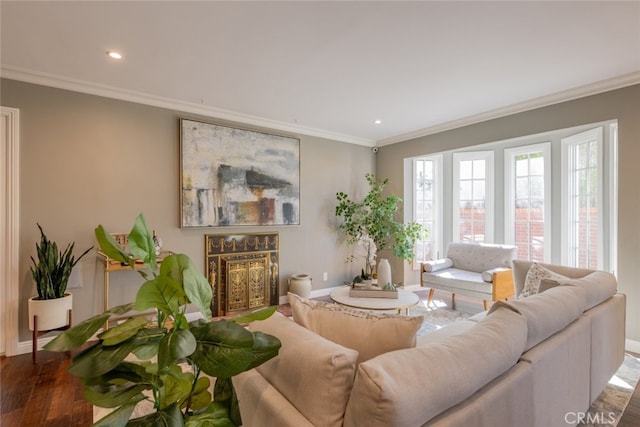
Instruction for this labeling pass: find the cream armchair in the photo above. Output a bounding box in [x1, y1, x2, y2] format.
[420, 242, 517, 310]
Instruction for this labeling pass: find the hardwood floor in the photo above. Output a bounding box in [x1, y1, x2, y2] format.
[0, 350, 92, 426]
[2, 347, 639, 426]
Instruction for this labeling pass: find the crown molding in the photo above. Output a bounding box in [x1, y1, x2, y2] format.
[378, 71, 640, 146]
[0, 66, 375, 147]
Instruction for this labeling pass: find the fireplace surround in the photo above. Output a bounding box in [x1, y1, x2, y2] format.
[205, 232, 280, 317]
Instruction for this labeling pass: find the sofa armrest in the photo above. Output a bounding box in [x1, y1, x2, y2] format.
[492, 269, 515, 301]
[421, 258, 454, 273]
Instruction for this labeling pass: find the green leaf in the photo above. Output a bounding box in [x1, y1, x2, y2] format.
[127, 214, 156, 268]
[44, 303, 135, 352]
[228, 306, 276, 325]
[135, 275, 185, 318]
[85, 361, 156, 387]
[185, 402, 236, 427]
[190, 320, 254, 378]
[158, 366, 193, 410]
[246, 331, 282, 370]
[161, 254, 212, 320]
[95, 225, 133, 267]
[158, 329, 196, 370]
[186, 377, 212, 411]
[98, 317, 150, 347]
[127, 403, 184, 427]
[92, 398, 142, 427]
[68, 338, 139, 378]
[84, 383, 147, 408]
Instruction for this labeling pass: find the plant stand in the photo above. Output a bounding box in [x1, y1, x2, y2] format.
[32, 309, 72, 364]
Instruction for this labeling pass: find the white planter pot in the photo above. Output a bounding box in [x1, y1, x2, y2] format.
[288, 274, 312, 298]
[28, 293, 73, 331]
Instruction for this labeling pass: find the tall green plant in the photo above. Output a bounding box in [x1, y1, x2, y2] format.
[30, 223, 93, 300]
[44, 214, 281, 426]
[335, 174, 425, 261]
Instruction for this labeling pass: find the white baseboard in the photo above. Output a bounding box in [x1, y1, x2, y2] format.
[626, 339, 640, 354]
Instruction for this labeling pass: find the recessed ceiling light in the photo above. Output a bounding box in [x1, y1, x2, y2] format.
[374, 119, 382, 125]
[107, 51, 123, 60]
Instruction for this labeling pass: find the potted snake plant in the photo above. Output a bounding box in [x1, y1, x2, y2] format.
[28, 223, 92, 331]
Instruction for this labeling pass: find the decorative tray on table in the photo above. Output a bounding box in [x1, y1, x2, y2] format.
[348, 284, 399, 299]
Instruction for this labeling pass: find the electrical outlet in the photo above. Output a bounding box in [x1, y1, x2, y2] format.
[323, 272, 328, 281]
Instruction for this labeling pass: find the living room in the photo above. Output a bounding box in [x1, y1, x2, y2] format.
[1, 1, 640, 425]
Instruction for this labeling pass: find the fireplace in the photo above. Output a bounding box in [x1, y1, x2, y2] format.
[205, 232, 279, 317]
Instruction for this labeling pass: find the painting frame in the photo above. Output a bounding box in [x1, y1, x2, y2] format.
[180, 118, 300, 228]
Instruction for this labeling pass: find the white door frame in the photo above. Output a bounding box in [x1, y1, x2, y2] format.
[1, 106, 20, 356]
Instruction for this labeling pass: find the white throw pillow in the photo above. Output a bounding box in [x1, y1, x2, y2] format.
[288, 292, 423, 364]
[520, 263, 568, 298]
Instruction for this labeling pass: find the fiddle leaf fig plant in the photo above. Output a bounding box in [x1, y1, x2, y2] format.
[336, 174, 426, 264]
[44, 214, 281, 426]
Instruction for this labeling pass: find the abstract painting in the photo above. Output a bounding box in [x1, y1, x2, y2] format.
[180, 118, 300, 227]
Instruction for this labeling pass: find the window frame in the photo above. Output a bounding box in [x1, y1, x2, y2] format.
[504, 142, 552, 262]
[452, 151, 494, 243]
[411, 154, 443, 267]
[561, 127, 604, 269]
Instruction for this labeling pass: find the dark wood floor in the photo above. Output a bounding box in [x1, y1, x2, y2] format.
[0, 349, 92, 426]
[2, 346, 639, 426]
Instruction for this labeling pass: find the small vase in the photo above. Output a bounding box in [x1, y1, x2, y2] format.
[377, 259, 392, 287]
[288, 274, 312, 298]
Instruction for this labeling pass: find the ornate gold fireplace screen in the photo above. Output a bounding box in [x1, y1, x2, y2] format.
[205, 232, 279, 317]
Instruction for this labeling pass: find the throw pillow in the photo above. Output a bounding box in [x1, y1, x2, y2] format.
[520, 263, 568, 298]
[288, 292, 423, 364]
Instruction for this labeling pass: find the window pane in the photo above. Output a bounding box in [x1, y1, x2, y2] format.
[530, 176, 544, 198]
[460, 160, 472, 179]
[459, 181, 472, 200]
[516, 158, 528, 177]
[472, 160, 486, 179]
[516, 177, 529, 199]
[472, 180, 486, 200]
[530, 155, 544, 175]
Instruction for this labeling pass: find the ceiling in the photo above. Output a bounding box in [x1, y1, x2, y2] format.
[2, 1, 640, 147]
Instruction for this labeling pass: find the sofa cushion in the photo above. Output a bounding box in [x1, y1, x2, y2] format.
[343, 307, 528, 427]
[248, 312, 358, 427]
[512, 260, 593, 295]
[490, 285, 588, 351]
[520, 262, 570, 297]
[446, 242, 516, 273]
[561, 271, 617, 310]
[289, 293, 423, 364]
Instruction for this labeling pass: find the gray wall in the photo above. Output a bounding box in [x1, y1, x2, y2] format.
[1, 78, 374, 342]
[377, 84, 640, 342]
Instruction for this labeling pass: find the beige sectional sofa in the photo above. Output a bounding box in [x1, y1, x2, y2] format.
[234, 262, 625, 427]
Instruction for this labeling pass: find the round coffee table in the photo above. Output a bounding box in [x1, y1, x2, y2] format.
[329, 286, 420, 315]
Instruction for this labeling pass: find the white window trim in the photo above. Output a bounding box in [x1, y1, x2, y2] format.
[561, 127, 604, 269]
[411, 154, 443, 268]
[452, 151, 494, 243]
[504, 142, 551, 262]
